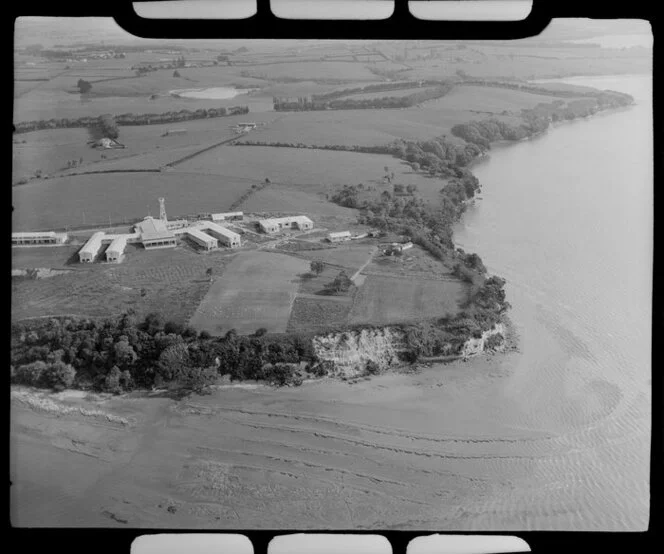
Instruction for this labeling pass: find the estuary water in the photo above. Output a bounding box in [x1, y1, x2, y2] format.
[453, 74, 652, 530]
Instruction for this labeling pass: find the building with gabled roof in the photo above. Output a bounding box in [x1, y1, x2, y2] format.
[134, 217, 177, 250]
[196, 221, 241, 248]
[78, 232, 105, 263]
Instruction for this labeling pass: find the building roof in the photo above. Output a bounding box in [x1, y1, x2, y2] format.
[79, 232, 105, 255]
[328, 231, 351, 238]
[107, 235, 127, 253]
[136, 217, 175, 241]
[185, 227, 217, 244]
[211, 211, 243, 220]
[199, 221, 241, 240]
[12, 231, 56, 238]
[259, 215, 313, 227]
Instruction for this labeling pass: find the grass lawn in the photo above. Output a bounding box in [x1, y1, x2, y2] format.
[188, 250, 309, 336]
[349, 274, 467, 326]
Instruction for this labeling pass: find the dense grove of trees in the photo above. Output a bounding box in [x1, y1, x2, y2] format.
[14, 106, 249, 134]
[10, 313, 321, 393]
[88, 114, 120, 141]
[274, 82, 455, 111]
[451, 91, 634, 149]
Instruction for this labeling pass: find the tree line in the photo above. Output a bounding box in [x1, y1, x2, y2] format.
[10, 313, 324, 394]
[273, 83, 455, 111]
[14, 106, 249, 134]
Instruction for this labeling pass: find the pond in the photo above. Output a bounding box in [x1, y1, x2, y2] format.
[169, 87, 259, 100]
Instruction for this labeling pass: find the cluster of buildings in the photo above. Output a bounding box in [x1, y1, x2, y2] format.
[257, 215, 313, 234]
[13, 196, 323, 265]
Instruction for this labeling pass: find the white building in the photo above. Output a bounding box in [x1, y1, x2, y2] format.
[106, 236, 127, 262]
[328, 231, 352, 243]
[258, 215, 314, 234]
[78, 232, 105, 263]
[185, 228, 218, 251]
[197, 221, 241, 248]
[135, 217, 177, 250]
[165, 219, 189, 230]
[12, 231, 68, 246]
[211, 211, 244, 222]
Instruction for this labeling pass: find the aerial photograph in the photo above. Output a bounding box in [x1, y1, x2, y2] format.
[11, 15, 652, 531]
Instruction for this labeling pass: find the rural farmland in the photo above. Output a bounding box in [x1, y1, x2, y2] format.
[189, 251, 310, 335]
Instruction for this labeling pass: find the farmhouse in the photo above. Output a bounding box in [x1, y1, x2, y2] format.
[211, 211, 244, 222]
[328, 231, 352, 243]
[196, 221, 242, 248]
[12, 231, 68, 246]
[134, 217, 177, 250]
[258, 216, 314, 234]
[185, 228, 218, 251]
[105, 235, 127, 262]
[78, 232, 105, 263]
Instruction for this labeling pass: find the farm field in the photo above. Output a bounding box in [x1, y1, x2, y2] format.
[13, 113, 281, 182]
[188, 251, 309, 336]
[12, 245, 81, 269]
[12, 172, 255, 232]
[172, 146, 426, 189]
[425, 85, 565, 114]
[11, 245, 236, 324]
[237, 184, 358, 230]
[294, 244, 376, 273]
[287, 296, 354, 332]
[348, 274, 467, 325]
[238, 107, 479, 146]
[232, 61, 381, 82]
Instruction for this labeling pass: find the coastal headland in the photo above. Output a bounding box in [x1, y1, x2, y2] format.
[11, 25, 651, 529]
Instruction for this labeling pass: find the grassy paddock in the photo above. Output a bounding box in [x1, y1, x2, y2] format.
[188, 250, 309, 336]
[349, 274, 467, 326]
[11, 246, 236, 324]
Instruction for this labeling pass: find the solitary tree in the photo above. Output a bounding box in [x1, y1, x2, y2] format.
[325, 271, 353, 294]
[206, 267, 213, 281]
[77, 79, 92, 94]
[310, 260, 325, 276]
[173, 70, 181, 78]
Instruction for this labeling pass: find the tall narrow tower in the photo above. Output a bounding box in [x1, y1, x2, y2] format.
[158, 197, 167, 222]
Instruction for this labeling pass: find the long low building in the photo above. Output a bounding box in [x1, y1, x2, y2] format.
[258, 215, 314, 234]
[211, 211, 243, 222]
[12, 231, 68, 246]
[185, 227, 218, 251]
[78, 232, 105, 263]
[135, 217, 177, 250]
[328, 231, 352, 243]
[197, 221, 241, 248]
[106, 235, 127, 262]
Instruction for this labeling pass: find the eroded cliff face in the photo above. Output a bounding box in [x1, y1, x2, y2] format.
[313, 323, 507, 375]
[459, 323, 506, 358]
[312, 327, 407, 378]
